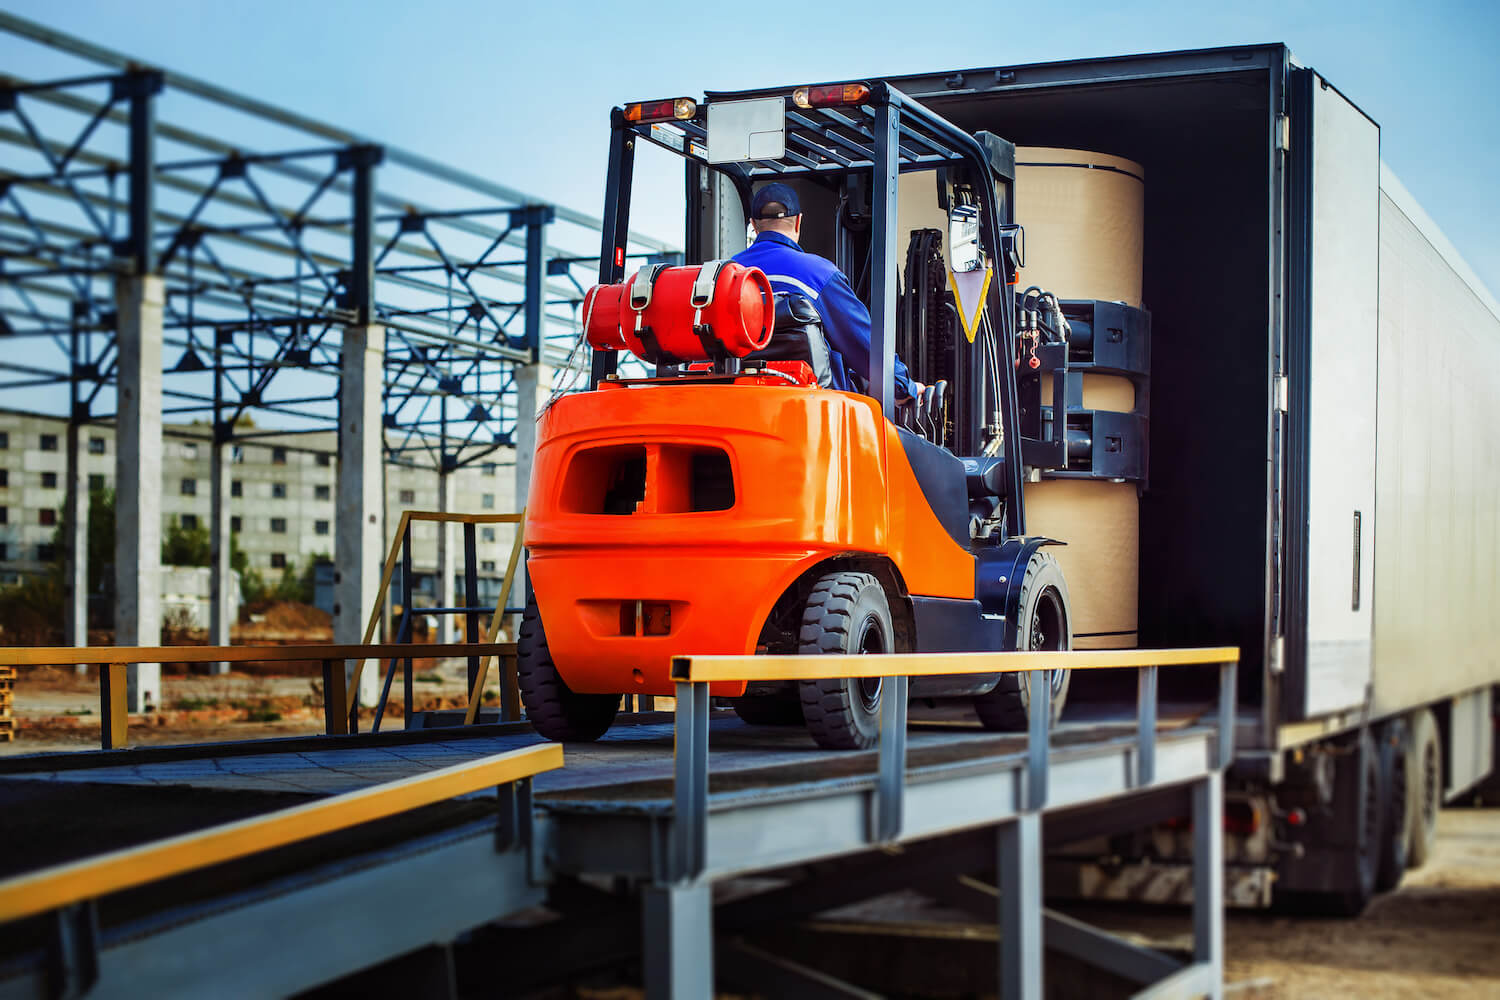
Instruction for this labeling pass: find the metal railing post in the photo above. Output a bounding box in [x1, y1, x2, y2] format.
[873, 674, 909, 842]
[1026, 669, 1051, 811]
[321, 659, 348, 736]
[671, 680, 709, 882]
[400, 521, 414, 726]
[1136, 664, 1158, 786]
[1193, 770, 1226, 992]
[463, 522, 480, 695]
[1217, 661, 1238, 770]
[99, 663, 127, 750]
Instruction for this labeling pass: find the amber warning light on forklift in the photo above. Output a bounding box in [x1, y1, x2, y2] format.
[623, 98, 698, 123]
[792, 83, 872, 109]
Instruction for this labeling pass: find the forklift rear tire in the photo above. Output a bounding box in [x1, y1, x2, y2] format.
[797, 571, 894, 750]
[973, 551, 1072, 732]
[517, 597, 619, 742]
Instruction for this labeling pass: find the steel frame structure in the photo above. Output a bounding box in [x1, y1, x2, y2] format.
[0, 11, 677, 470]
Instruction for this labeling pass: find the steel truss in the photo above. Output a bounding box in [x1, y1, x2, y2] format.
[0, 11, 677, 470]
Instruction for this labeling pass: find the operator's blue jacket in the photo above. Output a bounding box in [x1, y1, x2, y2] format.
[733, 232, 913, 399]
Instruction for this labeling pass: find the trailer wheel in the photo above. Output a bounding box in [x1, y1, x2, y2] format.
[1322, 727, 1385, 916]
[797, 571, 894, 750]
[731, 692, 804, 726]
[517, 597, 619, 742]
[973, 551, 1072, 731]
[1375, 718, 1410, 891]
[1405, 708, 1442, 868]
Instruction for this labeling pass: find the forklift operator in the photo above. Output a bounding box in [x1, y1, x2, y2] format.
[733, 183, 924, 404]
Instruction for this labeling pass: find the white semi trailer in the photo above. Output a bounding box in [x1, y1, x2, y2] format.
[692, 44, 1498, 914]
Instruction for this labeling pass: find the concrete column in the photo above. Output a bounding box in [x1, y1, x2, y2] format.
[336, 323, 384, 706]
[114, 274, 163, 713]
[63, 420, 89, 657]
[511, 361, 551, 611]
[208, 437, 234, 673]
[435, 471, 453, 642]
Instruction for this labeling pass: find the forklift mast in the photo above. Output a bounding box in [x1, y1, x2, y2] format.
[590, 82, 1044, 538]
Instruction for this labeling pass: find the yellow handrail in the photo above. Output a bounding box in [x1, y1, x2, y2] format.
[671, 646, 1242, 683]
[0, 742, 562, 925]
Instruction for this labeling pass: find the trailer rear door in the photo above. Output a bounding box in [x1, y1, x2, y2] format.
[1283, 69, 1381, 720]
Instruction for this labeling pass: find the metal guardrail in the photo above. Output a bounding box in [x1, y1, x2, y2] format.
[667, 647, 1239, 882]
[0, 742, 562, 925]
[0, 642, 515, 748]
[345, 509, 527, 733]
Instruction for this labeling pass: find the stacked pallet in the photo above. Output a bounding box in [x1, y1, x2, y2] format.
[0, 665, 13, 742]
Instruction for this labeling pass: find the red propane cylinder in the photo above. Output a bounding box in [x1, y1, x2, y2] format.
[583, 263, 773, 363]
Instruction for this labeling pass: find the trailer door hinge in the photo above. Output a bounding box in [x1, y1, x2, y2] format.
[1276, 115, 1291, 152]
[1273, 374, 1289, 413]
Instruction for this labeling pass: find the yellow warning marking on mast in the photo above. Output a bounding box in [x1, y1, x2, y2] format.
[948, 266, 992, 343]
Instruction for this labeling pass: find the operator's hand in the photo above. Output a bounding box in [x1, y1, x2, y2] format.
[899, 381, 926, 405]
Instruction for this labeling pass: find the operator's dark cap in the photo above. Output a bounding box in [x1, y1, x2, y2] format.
[750, 182, 800, 220]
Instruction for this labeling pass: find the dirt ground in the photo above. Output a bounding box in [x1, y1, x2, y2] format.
[0, 659, 480, 755]
[1220, 807, 1500, 998]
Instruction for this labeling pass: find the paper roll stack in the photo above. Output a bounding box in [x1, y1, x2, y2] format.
[1016, 147, 1146, 650]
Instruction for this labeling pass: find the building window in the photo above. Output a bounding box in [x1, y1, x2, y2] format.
[0, 543, 6, 561]
[0, 506, 7, 524]
[40, 434, 58, 452]
[180, 513, 199, 530]
[231, 479, 242, 498]
[39, 509, 56, 526]
[182, 442, 198, 460]
[314, 485, 331, 501]
[399, 489, 415, 505]
[271, 483, 286, 499]
[0, 469, 7, 488]
[481, 560, 497, 572]
[270, 553, 286, 569]
[0, 431, 8, 449]
[88, 474, 104, 492]
[271, 447, 287, 465]
[481, 527, 496, 543]
[37, 543, 55, 562]
[483, 463, 497, 476]
[178, 478, 195, 496]
[41, 471, 57, 489]
[231, 446, 244, 464]
[231, 516, 242, 533]
[88, 437, 105, 455]
[315, 519, 330, 536]
[481, 493, 495, 510]
[316, 452, 332, 467]
[270, 518, 287, 534]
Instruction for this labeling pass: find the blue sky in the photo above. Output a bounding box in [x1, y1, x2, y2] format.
[3, 0, 1498, 296]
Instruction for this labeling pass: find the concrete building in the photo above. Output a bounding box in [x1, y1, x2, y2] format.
[0, 408, 520, 612]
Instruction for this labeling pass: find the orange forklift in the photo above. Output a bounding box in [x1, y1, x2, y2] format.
[520, 82, 1090, 749]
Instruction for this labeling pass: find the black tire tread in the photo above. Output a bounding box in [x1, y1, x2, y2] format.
[797, 571, 888, 750]
[517, 598, 619, 742]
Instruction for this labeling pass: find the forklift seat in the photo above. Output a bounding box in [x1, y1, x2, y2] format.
[745, 293, 834, 388]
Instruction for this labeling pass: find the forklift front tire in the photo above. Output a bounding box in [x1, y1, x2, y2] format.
[797, 571, 894, 750]
[974, 551, 1072, 731]
[517, 597, 620, 742]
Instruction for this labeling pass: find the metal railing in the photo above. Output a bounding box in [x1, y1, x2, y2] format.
[345, 509, 526, 733]
[0, 642, 514, 749]
[667, 647, 1239, 881]
[0, 742, 562, 925]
